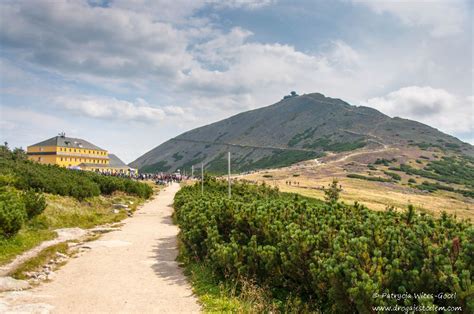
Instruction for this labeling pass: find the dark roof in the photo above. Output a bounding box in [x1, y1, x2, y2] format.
[29, 136, 106, 151]
[108, 154, 129, 168]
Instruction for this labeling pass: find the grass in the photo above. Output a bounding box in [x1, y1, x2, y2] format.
[178, 236, 313, 313]
[0, 191, 147, 266]
[11, 242, 69, 279]
[183, 262, 251, 312]
[0, 228, 56, 265]
[243, 171, 473, 220]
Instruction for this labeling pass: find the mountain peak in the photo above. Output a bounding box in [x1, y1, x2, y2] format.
[130, 92, 473, 173]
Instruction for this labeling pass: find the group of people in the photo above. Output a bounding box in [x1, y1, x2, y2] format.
[97, 171, 134, 178]
[137, 173, 187, 185]
[286, 181, 300, 186]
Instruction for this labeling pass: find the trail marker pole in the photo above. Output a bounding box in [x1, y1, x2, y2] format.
[228, 152, 231, 198]
[201, 163, 204, 196]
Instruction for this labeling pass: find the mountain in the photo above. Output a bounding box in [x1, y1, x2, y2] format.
[130, 92, 473, 173]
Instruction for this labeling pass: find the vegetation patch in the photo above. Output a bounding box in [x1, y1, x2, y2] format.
[174, 179, 473, 312]
[347, 173, 392, 182]
[207, 150, 322, 174]
[0, 147, 153, 200]
[288, 128, 317, 147]
[141, 160, 172, 173]
[172, 152, 184, 162]
[300, 136, 366, 152]
[0, 145, 151, 264]
[383, 171, 401, 181]
[374, 158, 396, 166]
[0, 228, 55, 265]
[11, 242, 69, 279]
[390, 157, 474, 193]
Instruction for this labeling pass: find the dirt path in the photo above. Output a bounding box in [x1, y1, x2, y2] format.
[0, 183, 201, 313]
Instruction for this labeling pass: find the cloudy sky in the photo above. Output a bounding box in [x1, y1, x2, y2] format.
[0, 0, 472, 162]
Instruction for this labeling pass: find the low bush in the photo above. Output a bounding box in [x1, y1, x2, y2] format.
[0, 147, 153, 200]
[174, 180, 473, 312]
[0, 188, 26, 238]
[22, 189, 47, 219]
[347, 173, 392, 182]
[383, 171, 401, 181]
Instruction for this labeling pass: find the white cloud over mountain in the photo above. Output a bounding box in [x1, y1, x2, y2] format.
[0, 0, 471, 161]
[366, 86, 473, 135]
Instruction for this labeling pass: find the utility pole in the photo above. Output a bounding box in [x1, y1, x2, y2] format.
[228, 151, 231, 198]
[201, 162, 204, 196]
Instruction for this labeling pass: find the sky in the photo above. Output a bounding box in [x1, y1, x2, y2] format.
[0, 0, 472, 163]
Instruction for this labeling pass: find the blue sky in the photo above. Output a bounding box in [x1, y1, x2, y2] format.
[0, 0, 472, 162]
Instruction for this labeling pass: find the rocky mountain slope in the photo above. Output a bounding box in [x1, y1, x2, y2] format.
[130, 93, 473, 173]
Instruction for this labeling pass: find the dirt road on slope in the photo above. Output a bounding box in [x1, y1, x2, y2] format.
[0, 183, 201, 313]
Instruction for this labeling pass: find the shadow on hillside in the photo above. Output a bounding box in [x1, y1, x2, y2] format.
[150, 235, 190, 288]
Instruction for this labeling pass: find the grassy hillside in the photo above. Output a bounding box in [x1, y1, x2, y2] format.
[241, 146, 474, 220]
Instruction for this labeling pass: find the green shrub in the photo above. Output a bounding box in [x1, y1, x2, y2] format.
[0, 148, 152, 200]
[22, 189, 47, 219]
[174, 180, 473, 312]
[383, 171, 401, 181]
[0, 188, 26, 238]
[347, 173, 392, 182]
[408, 178, 416, 184]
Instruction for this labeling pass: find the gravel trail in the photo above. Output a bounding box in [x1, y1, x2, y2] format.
[0, 183, 201, 313]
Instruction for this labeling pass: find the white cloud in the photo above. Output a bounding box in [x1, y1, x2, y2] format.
[0, 0, 472, 152]
[353, 0, 467, 37]
[366, 86, 473, 134]
[210, 0, 275, 10]
[56, 96, 166, 122]
[0, 0, 193, 82]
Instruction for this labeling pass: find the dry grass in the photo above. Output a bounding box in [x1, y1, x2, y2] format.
[0, 192, 147, 267]
[240, 146, 473, 220]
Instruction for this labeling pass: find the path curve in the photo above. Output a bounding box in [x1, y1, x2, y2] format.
[0, 183, 201, 313]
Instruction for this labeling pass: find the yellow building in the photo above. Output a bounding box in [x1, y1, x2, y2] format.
[28, 134, 136, 174]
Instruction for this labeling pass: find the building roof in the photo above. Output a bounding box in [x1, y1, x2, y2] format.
[108, 154, 130, 168]
[29, 135, 106, 151]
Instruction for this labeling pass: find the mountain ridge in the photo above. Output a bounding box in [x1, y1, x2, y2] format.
[130, 92, 473, 173]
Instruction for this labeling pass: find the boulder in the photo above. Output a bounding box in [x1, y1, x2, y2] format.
[0, 276, 30, 292]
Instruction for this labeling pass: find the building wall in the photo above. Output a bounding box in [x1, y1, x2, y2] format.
[27, 145, 110, 168]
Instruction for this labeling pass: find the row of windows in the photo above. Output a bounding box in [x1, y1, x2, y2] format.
[60, 157, 107, 164]
[58, 147, 106, 155]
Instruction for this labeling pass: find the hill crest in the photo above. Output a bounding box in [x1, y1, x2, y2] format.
[130, 92, 473, 173]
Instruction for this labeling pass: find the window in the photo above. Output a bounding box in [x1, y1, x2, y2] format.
[60, 157, 63, 161]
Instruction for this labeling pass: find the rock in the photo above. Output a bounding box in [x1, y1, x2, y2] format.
[128, 201, 134, 205]
[113, 209, 120, 214]
[56, 252, 68, 258]
[113, 204, 129, 209]
[0, 276, 31, 292]
[55, 228, 87, 241]
[46, 271, 57, 280]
